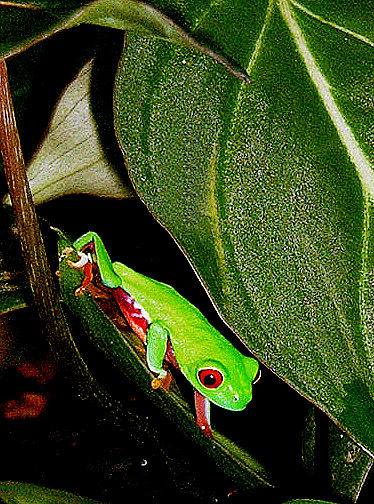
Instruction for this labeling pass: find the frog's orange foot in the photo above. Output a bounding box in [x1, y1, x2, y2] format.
[74, 286, 87, 297]
[60, 247, 75, 259]
[151, 373, 172, 392]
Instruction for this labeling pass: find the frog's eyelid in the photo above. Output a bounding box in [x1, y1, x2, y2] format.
[253, 369, 261, 384]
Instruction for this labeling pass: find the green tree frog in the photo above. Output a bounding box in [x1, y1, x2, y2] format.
[66, 232, 259, 435]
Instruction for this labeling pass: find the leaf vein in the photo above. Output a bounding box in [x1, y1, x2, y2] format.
[291, 0, 374, 48]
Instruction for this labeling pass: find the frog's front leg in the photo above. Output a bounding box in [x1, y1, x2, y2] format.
[65, 232, 122, 295]
[147, 323, 212, 436]
[146, 322, 171, 390]
[63, 249, 94, 296]
[73, 231, 122, 289]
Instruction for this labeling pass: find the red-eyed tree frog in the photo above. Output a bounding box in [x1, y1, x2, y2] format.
[65, 231, 260, 436]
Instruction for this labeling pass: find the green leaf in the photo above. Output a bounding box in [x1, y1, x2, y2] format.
[328, 421, 373, 503]
[113, 1, 374, 456]
[0, 3, 59, 58]
[0, 481, 103, 504]
[0, 0, 249, 83]
[56, 229, 273, 492]
[301, 405, 373, 503]
[301, 405, 318, 480]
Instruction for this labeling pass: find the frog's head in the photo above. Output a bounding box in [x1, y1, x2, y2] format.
[192, 355, 260, 411]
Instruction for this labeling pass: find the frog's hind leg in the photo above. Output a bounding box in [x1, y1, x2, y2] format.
[194, 390, 211, 437]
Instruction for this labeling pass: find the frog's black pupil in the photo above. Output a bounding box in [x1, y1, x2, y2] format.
[203, 374, 216, 386]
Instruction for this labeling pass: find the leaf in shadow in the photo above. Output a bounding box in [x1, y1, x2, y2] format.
[328, 419, 373, 503]
[0, 209, 33, 315]
[282, 500, 338, 504]
[113, 1, 374, 456]
[0, 481, 103, 504]
[0, 3, 59, 58]
[301, 404, 373, 503]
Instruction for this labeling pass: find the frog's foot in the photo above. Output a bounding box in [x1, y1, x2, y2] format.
[66, 251, 94, 297]
[56, 248, 75, 277]
[67, 250, 90, 269]
[60, 247, 75, 261]
[194, 390, 212, 437]
[151, 370, 172, 392]
[74, 284, 89, 297]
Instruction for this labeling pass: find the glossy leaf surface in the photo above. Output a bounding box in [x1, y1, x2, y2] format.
[113, 1, 374, 456]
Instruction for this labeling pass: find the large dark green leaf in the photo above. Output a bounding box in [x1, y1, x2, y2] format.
[113, 1, 374, 456]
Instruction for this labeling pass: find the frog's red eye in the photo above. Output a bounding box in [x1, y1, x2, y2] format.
[198, 369, 223, 389]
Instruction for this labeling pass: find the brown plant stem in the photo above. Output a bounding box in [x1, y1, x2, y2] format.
[0, 58, 59, 326]
[0, 58, 98, 391]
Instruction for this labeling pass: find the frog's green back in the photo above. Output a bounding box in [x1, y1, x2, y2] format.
[113, 261, 208, 329]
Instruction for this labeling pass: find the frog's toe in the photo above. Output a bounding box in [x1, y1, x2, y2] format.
[151, 372, 172, 391]
[68, 251, 90, 269]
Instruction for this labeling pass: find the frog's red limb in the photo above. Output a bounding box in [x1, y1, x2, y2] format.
[74, 262, 93, 296]
[165, 340, 179, 370]
[112, 287, 148, 344]
[194, 389, 212, 437]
